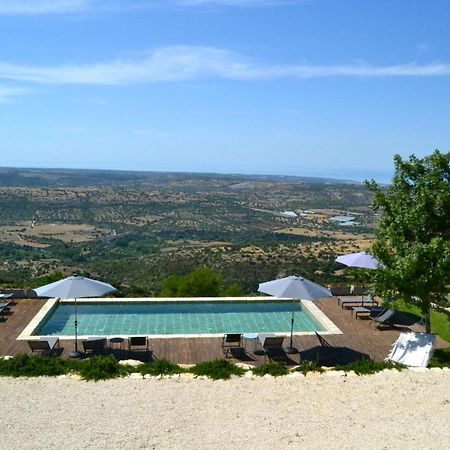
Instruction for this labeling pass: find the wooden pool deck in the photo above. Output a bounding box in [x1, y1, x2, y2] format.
[0, 298, 448, 366]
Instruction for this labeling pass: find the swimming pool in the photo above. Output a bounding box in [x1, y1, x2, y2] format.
[20, 298, 341, 339]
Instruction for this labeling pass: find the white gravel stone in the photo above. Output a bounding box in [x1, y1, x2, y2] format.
[408, 367, 429, 373]
[118, 359, 142, 367]
[324, 370, 346, 377]
[1, 372, 450, 449]
[128, 372, 143, 379]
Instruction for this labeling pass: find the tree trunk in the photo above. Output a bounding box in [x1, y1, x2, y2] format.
[425, 309, 431, 334]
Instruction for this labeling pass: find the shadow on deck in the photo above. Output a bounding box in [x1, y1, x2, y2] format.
[0, 297, 448, 366]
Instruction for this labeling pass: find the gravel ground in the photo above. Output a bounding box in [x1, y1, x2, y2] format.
[1, 370, 450, 450]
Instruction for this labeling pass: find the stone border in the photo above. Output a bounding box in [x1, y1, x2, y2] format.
[17, 298, 59, 341]
[17, 296, 342, 340]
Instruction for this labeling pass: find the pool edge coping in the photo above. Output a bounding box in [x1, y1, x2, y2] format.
[18, 298, 59, 341]
[17, 296, 342, 340]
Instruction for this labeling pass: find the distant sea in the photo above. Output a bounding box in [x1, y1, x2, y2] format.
[268, 168, 394, 185]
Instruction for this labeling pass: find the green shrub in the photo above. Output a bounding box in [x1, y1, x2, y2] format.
[252, 362, 289, 377]
[429, 349, 450, 368]
[67, 356, 132, 381]
[0, 354, 67, 377]
[294, 360, 324, 375]
[190, 359, 245, 380]
[334, 359, 404, 375]
[137, 359, 184, 377]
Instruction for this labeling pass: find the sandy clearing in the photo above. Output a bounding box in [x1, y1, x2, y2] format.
[0, 371, 449, 450]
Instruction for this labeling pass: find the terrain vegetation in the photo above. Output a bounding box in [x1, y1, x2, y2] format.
[0, 168, 377, 295]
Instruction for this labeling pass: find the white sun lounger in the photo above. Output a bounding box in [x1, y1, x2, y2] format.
[386, 332, 436, 368]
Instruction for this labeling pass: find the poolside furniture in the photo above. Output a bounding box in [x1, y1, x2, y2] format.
[0, 302, 11, 321]
[243, 332, 258, 352]
[222, 333, 244, 358]
[351, 306, 371, 319]
[109, 337, 125, 351]
[371, 309, 395, 328]
[28, 337, 60, 356]
[82, 338, 107, 356]
[261, 336, 286, 361]
[339, 296, 378, 309]
[128, 336, 149, 354]
[315, 332, 332, 348]
[387, 332, 436, 367]
[369, 307, 387, 318]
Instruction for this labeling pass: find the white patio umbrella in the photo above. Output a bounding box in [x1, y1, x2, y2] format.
[258, 275, 332, 353]
[335, 251, 379, 270]
[34, 275, 117, 357]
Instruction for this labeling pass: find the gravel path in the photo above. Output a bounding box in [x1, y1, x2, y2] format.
[1, 370, 450, 450]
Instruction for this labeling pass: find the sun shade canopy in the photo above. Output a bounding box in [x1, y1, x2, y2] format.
[258, 275, 332, 301]
[34, 275, 117, 299]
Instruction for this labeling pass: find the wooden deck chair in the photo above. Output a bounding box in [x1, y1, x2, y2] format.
[315, 332, 332, 348]
[128, 336, 149, 354]
[28, 337, 60, 356]
[222, 333, 243, 357]
[82, 338, 107, 356]
[262, 336, 286, 361]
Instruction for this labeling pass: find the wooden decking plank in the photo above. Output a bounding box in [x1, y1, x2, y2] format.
[1, 298, 448, 365]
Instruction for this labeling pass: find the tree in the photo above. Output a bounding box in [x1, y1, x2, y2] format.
[365, 150, 450, 332]
[161, 267, 243, 297]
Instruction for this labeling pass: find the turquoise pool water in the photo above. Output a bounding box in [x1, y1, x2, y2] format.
[35, 301, 326, 336]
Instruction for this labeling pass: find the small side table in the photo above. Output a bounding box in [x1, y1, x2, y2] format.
[109, 337, 124, 351]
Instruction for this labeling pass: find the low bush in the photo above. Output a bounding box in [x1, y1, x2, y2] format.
[252, 362, 289, 377]
[66, 356, 132, 381]
[334, 359, 404, 375]
[190, 359, 245, 380]
[138, 359, 184, 377]
[0, 354, 67, 377]
[294, 360, 324, 375]
[429, 349, 450, 368]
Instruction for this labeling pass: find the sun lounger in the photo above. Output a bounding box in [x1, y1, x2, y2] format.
[222, 333, 243, 357]
[339, 296, 378, 309]
[82, 338, 107, 355]
[128, 336, 149, 354]
[387, 332, 436, 367]
[0, 303, 10, 321]
[371, 309, 395, 328]
[28, 337, 60, 355]
[261, 336, 286, 361]
[369, 307, 387, 318]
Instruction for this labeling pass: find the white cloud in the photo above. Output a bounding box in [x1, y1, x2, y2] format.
[0, 84, 29, 103]
[0, 46, 450, 87]
[0, 0, 88, 15]
[0, 0, 297, 15]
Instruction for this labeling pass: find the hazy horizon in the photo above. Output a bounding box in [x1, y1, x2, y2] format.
[0, 163, 392, 184]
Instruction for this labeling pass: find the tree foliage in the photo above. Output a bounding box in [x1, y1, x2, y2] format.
[365, 150, 450, 332]
[160, 267, 243, 297]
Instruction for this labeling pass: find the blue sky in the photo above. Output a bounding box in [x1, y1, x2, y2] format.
[0, 0, 449, 182]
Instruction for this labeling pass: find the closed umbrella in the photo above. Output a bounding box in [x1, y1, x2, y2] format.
[335, 251, 379, 270]
[34, 275, 117, 357]
[258, 275, 332, 353]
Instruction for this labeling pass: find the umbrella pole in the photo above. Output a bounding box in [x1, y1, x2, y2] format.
[69, 297, 82, 358]
[284, 310, 298, 354]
